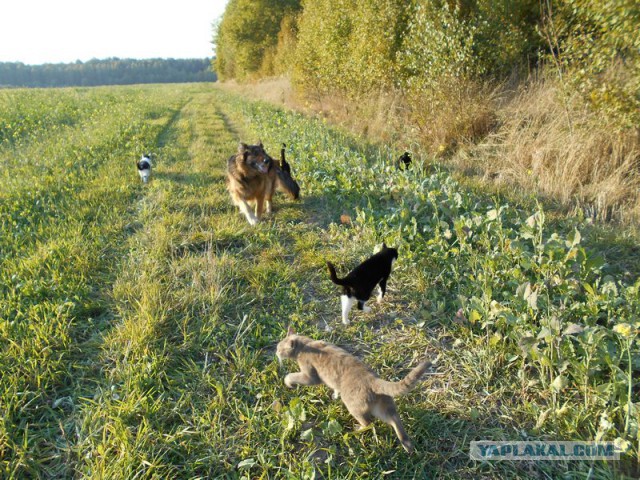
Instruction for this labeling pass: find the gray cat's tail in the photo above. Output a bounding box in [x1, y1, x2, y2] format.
[375, 360, 431, 397]
[327, 262, 347, 286]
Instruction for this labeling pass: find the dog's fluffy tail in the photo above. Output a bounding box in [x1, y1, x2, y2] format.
[374, 360, 431, 397]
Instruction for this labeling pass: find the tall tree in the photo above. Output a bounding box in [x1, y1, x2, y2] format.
[214, 0, 301, 80]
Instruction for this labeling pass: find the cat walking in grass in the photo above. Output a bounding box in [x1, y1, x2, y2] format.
[327, 244, 398, 324]
[276, 328, 431, 453]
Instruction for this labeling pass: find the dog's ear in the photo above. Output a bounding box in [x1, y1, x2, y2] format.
[238, 142, 248, 154]
[382, 242, 387, 249]
[257, 139, 264, 148]
[286, 325, 295, 337]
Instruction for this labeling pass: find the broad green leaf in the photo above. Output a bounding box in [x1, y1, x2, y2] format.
[551, 375, 569, 392]
[537, 327, 553, 340]
[468, 310, 481, 323]
[237, 458, 257, 469]
[324, 419, 343, 436]
[526, 289, 538, 310]
[583, 283, 596, 296]
[569, 228, 581, 247]
[563, 323, 584, 336]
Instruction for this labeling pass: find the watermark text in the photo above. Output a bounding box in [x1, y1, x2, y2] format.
[470, 441, 620, 461]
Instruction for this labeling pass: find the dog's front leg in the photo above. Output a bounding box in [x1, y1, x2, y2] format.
[265, 182, 275, 214]
[238, 199, 258, 225]
[255, 196, 265, 221]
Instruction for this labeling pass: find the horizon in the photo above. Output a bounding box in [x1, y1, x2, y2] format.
[0, 0, 229, 66]
[1, 56, 216, 67]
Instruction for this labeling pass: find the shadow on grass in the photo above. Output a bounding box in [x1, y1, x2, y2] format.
[156, 104, 186, 148]
[216, 108, 244, 141]
[155, 170, 216, 187]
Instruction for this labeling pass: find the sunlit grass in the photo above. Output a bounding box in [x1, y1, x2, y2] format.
[1, 84, 637, 479]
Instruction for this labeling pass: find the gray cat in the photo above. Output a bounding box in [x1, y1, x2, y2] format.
[276, 328, 431, 453]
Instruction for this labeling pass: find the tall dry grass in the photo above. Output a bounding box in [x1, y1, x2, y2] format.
[403, 80, 498, 155]
[478, 79, 640, 222]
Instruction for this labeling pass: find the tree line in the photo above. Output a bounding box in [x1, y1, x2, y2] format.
[214, 0, 639, 129]
[0, 58, 217, 88]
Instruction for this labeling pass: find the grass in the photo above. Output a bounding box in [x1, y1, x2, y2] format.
[1, 83, 638, 479]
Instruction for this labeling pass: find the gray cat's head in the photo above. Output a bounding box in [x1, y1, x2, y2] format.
[276, 327, 305, 364]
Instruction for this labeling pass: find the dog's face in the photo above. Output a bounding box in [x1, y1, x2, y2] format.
[239, 142, 272, 175]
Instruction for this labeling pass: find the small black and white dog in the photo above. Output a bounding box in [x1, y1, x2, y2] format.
[327, 244, 399, 324]
[137, 154, 153, 183]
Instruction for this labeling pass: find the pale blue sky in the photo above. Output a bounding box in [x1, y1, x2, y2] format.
[0, 0, 229, 65]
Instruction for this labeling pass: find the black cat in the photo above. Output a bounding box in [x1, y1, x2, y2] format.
[327, 244, 398, 324]
[396, 151, 412, 170]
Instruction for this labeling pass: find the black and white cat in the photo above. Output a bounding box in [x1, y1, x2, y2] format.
[326, 244, 398, 324]
[137, 154, 152, 183]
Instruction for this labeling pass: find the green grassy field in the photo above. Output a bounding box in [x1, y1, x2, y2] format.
[1, 83, 638, 479]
